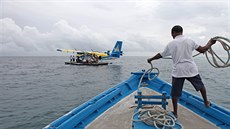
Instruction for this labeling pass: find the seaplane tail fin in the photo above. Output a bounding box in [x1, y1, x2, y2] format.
[111, 41, 123, 58]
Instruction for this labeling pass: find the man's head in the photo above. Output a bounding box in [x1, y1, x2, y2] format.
[171, 25, 183, 39]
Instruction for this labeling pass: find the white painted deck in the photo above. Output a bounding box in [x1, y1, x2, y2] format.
[86, 88, 218, 129]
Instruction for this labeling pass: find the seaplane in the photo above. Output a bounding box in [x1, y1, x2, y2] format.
[57, 41, 123, 65]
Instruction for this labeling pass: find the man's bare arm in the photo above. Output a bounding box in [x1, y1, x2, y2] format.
[196, 38, 216, 53]
[147, 53, 162, 63]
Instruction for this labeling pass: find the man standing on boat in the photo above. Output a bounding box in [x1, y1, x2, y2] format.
[147, 25, 216, 118]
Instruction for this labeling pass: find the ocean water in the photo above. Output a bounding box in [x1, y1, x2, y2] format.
[0, 56, 229, 129]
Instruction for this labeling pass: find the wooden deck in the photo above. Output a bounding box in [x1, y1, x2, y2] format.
[86, 88, 218, 129]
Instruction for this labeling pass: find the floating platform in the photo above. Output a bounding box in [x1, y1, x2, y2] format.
[65, 62, 108, 66]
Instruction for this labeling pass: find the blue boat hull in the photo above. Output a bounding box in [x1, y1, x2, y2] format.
[44, 71, 230, 129]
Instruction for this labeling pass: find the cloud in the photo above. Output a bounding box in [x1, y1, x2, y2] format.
[1, 18, 156, 56]
[0, 18, 39, 53]
[154, 1, 224, 20]
[0, 18, 112, 56]
[1, 0, 229, 56]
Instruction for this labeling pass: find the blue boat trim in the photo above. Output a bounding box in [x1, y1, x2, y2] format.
[44, 71, 230, 129]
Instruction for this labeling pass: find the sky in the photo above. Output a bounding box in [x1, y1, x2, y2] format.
[0, 0, 229, 56]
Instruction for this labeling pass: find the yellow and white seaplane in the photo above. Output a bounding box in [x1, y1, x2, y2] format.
[57, 41, 123, 65]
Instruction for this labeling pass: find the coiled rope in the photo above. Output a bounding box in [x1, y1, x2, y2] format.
[204, 36, 230, 68]
[133, 63, 181, 128]
[133, 106, 178, 129]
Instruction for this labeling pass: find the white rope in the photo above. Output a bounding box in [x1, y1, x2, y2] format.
[137, 63, 159, 89]
[133, 106, 180, 129]
[204, 36, 230, 68]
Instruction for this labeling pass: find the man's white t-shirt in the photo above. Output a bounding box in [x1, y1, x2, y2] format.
[160, 35, 200, 78]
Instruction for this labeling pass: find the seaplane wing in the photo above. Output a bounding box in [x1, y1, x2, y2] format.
[57, 49, 78, 53]
[57, 41, 123, 60]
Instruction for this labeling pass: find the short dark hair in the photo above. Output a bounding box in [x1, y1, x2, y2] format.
[171, 25, 183, 33]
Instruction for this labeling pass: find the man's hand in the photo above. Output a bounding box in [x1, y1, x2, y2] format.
[147, 58, 152, 64]
[209, 38, 216, 45]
